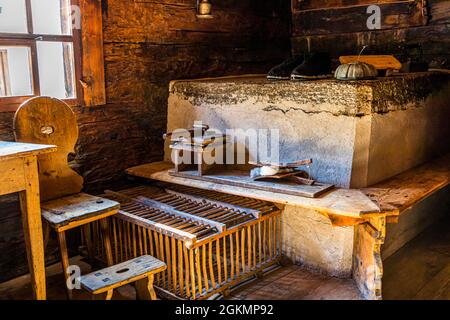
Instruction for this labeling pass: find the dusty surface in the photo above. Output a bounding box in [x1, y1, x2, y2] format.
[383, 215, 450, 300]
[169, 73, 450, 115]
[229, 264, 362, 300]
[167, 73, 450, 188]
[281, 206, 354, 278]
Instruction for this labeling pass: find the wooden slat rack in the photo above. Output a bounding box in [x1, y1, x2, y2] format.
[89, 185, 282, 300]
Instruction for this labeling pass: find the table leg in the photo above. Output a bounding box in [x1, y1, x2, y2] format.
[19, 156, 46, 300]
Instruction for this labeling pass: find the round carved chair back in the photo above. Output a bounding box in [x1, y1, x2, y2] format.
[14, 97, 83, 201]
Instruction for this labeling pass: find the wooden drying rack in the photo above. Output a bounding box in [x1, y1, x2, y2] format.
[86, 185, 282, 300]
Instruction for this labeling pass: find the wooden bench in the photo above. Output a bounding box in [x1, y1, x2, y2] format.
[80, 256, 167, 300]
[362, 153, 450, 219]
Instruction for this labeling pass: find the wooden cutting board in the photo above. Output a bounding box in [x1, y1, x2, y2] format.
[339, 55, 402, 70]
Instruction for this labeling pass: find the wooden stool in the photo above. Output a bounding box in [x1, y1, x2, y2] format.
[14, 97, 120, 299]
[41, 193, 119, 298]
[80, 256, 167, 300]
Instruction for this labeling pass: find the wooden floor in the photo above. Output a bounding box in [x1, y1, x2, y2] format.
[0, 257, 135, 300]
[228, 265, 361, 300]
[383, 216, 450, 300]
[1, 217, 448, 300]
[0, 258, 361, 300]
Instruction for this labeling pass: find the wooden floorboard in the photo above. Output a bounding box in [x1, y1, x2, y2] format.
[383, 216, 450, 300]
[2, 215, 449, 301]
[228, 265, 362, 300]
[414, 263, 450, 300]
[0, 256, 137, 300]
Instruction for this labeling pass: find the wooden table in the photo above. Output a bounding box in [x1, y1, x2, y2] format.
[0, 141, 57, 300]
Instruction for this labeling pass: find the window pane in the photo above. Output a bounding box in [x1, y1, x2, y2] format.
[0, 0, 28, 33]
[0, 46, 33, 97]
[37, 41, 76, 99]
[31, 0, 72, 35]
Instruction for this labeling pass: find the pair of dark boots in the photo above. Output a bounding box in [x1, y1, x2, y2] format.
[267, 53, 332, 80]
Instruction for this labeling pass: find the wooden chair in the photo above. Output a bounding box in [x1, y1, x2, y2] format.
[14, 97, 120, 299]
[80, 256, 167, 300]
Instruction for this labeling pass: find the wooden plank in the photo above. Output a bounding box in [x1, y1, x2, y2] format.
[0, 142, 56, 161]
[228, 264, 362, 300]
[41, 193, 119, 228]
[80, 0, 106, 106]
[429, 0, 450, 24]
[126, 162, 381, 218]
[292, 24, 450, 68]
[116, 211, 197, 246]
[383, 219, 450, 300]
[164, 188, 261, 218]
[105, 190, 227, 233]
[339, 55, 402, 70]
[292, 0, 411, 12]
[292, 1, 427, 36]
[169, 169, 334, 199]
[80, 255, 166, 294]
[362, 153, 450, 216]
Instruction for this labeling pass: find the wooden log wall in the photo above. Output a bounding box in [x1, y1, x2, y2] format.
[0, 0, 291, 282]
[291, 0, 450, 68]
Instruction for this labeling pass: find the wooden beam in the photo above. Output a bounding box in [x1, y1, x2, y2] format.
[292, 0, 419, 12]
[80, 0, 106, 106]
[292, 1, 427, 36]
[362, 153, 450, 216]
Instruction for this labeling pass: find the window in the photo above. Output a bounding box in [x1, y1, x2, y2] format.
[0, 0, 105, 111]
[0, 0, 81, 107]
[0, 49, 12, 96]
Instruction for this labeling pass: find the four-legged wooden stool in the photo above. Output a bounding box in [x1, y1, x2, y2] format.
[80, 256, 167, 300]
[14, 97, 120, 299]
[41, 193, 119, 298]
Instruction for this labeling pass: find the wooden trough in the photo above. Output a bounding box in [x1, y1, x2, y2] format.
[85, 184, 282, 300]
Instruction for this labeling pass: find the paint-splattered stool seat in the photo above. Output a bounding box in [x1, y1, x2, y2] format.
[80, 255, 166, 300]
